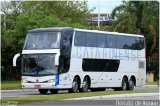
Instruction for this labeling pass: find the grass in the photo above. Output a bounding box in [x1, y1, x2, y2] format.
[146, 81, 159, 85]
[1, 90, 158, 105]
[1, 80, 21, 90]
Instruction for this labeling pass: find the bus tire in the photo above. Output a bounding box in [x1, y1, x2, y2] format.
[121, 77, 128, 90]
[68, 77, 79, 93]
[38, 89, 48, 94]
[79, 76, 90, 92]
[127, 79, 134, 90]
[50, 89, 59, 94]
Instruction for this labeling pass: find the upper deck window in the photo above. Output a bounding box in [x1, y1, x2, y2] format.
[24, 31, 60, 49]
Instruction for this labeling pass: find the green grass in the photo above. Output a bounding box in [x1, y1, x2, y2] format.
[1, 90, 158, 105]
[1, 80, 21, 90]
[146, 81, 159, 85]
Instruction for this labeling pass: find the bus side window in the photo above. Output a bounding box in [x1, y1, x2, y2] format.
[62, 31, 73, 54]
[126, 37, 136, 50]
[107, 34, 117, 48]
[74, 31, 85, 46]
[60, 30, 73, 73]
[117, 36, 127, 49]
[85, 32, 97, 47]
[97, 34, 106, 48]
[135, 37, 144, 50]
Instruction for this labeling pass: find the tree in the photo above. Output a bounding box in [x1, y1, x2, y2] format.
[1, 1, 91, 80]
[111, 1, 159, 79]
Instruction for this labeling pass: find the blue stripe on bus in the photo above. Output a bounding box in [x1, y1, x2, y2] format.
[55, 74, 59, 85]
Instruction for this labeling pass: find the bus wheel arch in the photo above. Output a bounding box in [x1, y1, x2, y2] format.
[80, 75, 91, 92]
[68, 75, 81, 93]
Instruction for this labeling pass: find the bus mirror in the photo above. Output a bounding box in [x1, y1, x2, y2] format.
[55, 53, 60, 66]
[13, 53, 20, 67]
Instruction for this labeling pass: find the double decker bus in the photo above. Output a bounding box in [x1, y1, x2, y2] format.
[13, 27, 146, 94]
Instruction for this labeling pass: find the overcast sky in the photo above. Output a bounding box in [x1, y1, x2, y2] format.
[87, 0, 122, 13]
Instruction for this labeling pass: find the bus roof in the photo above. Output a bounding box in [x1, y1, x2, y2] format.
[28, 27, 73, 32]
[28, 27, 144, 37]
[74, 28, 144, 37]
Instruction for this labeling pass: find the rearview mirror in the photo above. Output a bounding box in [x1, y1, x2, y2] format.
[13, 53, 20, 67]
[55, 53, 60, 66]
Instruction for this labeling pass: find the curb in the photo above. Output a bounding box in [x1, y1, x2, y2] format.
[65, 93, 159, 100]
[144, 85, 159, 87]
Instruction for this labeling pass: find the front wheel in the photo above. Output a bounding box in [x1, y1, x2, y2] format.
[38, 89, 48, 94]
[50, 89, 59, 94]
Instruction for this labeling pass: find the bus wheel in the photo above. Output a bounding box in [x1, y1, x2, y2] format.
[68, 77, 79, 93]
[121, 78, 128, 90]
[50, 89, 59, 94]
[80, 77, 89, 92]
[38, 89, 48, 94]
[128, 79, 134, 90]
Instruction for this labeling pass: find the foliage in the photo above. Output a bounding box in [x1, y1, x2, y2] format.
[1, 1, 159, 81]
[1, 1, 91, 80]
[111, 1, 159, 79]
[1, 80, 21, 90]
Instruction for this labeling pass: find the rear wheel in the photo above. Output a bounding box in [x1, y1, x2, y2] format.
[68, 77, 79, 93]
[38, 89, 48, 94]
[50, 89, 59, 94]
[79, 77, 90, 92]
[114, 78, 128, 91]
[127, 79, 134, 90]
[121, 78, 128, 90]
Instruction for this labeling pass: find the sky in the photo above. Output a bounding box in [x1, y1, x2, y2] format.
[87, 0, 122, 13]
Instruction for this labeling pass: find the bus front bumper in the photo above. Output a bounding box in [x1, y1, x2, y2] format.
[21, 82, 58, 89]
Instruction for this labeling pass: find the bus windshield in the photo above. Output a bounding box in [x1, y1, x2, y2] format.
[24, 31, 61, 49]
[22, 54, 57, 76]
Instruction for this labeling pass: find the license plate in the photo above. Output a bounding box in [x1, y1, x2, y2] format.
[34, 84, 41, 89]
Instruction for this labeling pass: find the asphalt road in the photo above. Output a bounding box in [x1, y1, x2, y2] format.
[19, 92, 160, 106]
[1, 86, 159, 98]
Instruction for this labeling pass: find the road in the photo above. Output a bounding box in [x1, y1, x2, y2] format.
[1, 86, 159, 106]
[19, 92, 159, 106]
[1, 86, 159, 98]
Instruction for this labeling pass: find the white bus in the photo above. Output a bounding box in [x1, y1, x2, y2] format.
[13, 27, 146, 94]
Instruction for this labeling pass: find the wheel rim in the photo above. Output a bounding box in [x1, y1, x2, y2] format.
[122, 79, 127, 90]
[72, 80, 78, 92]
[129, 80, 134, 89]
[82, 80, 88, 91]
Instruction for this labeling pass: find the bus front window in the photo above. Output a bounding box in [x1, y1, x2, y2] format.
[24, 32, 61, 49]
[22, 54, 57, 76]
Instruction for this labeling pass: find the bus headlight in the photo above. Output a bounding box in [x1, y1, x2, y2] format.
[21, 79, 28, 83]
[47, 79, 55, 83]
